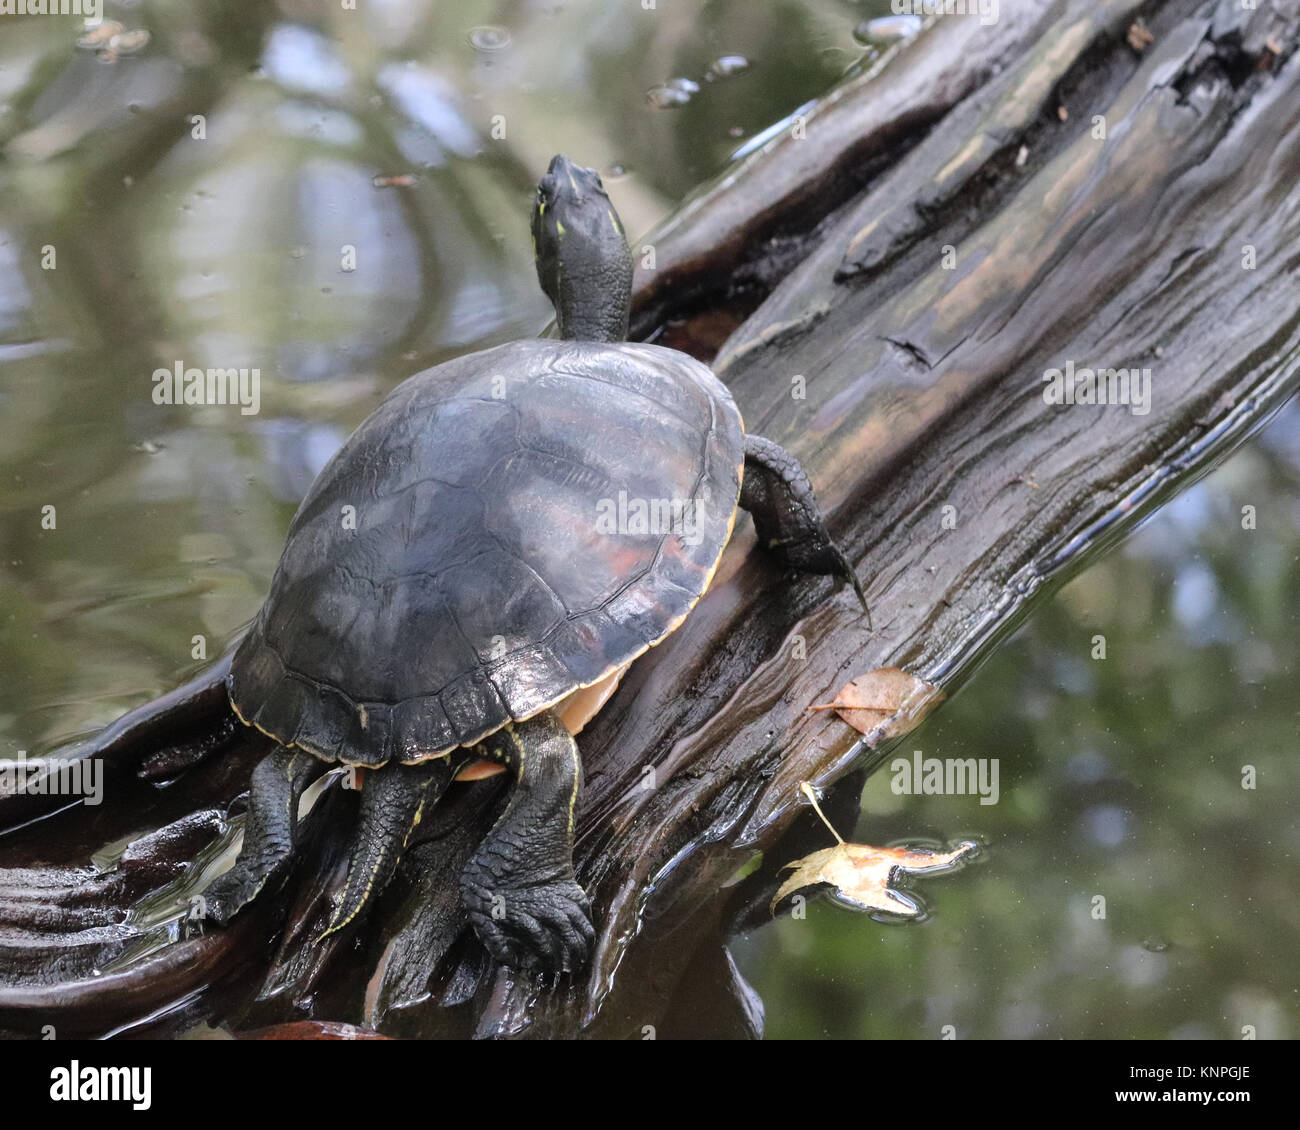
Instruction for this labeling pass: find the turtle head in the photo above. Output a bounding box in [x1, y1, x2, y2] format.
[532, 155, 633, 342]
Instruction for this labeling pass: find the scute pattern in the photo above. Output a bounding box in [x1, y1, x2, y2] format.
[229, 339, 745, 766]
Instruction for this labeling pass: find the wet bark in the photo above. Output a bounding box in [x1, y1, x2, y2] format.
[4, 0, 1300, 1039]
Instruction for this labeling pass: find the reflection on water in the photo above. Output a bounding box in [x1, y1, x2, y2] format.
[1, 0, 879, 749]
[2, 0, 1294, 1040]
[733, 403, 1300, 1039]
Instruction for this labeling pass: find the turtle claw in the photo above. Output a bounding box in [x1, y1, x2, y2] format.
[464, 878, 594, 976]
[738, 434, 870, 626]
[202, 869, 266, 927]
[831, 546, 872, 627]
[200, 747, 325, 926]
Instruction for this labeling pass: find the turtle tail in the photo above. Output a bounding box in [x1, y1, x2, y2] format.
[317, 758, 455, 941]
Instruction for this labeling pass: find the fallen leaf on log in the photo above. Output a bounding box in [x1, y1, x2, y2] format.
[808, 667, 944, 747]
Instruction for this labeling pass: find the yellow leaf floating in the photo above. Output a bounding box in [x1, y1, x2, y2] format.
[808, 666, 944, 748]
[772, 840, 978, 917]
[771, 782, 977, 916]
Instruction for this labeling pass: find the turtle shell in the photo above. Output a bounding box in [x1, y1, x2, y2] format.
[228, 338, 745, 767]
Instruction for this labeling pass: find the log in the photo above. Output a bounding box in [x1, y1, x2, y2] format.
[3, 0, 1299, 1039]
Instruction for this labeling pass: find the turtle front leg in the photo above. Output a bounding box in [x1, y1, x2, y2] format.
[460, 712, 594, 974]
[204, 746, 326, 924]
[740, 434, 869, 618]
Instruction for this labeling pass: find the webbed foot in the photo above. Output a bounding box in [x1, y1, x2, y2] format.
[203, 746, 325, 925]
[458, 712, 593, 974]
[461, 874, 594, 974]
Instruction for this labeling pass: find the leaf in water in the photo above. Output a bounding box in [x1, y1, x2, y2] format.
[808, 666, 944, 747]
[771, 840, 978, 917]
[109, 29, 152, 56]
[770, 781, 977, 917]
[76, 21, 124, 49]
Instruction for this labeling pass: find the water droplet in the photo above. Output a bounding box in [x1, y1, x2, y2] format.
[606, 163, 628, 179]
[853, 14, 923, 45]
[468, 25, 511, 52]
[646, 86, 687, 109]
[706, 54, 750, 80]
[646, 77, 699, 109]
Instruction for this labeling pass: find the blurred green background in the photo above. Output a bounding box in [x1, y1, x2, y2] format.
[734, 417, 1300, 1038]
[1, 0, 1296, 1039]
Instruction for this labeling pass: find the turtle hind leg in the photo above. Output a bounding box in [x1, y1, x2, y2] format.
[460, 712, 594, 975]
[204, 747, 326, 925]
[740, 433, 870, 621]
[317, 757, 456, 940]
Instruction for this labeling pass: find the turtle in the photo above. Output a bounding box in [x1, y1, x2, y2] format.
[202, 154, 866, 974]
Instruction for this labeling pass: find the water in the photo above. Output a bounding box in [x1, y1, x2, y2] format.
[2, 0, 1297, 1038]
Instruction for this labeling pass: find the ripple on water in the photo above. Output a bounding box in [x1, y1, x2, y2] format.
[467, 26, 512, 53]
